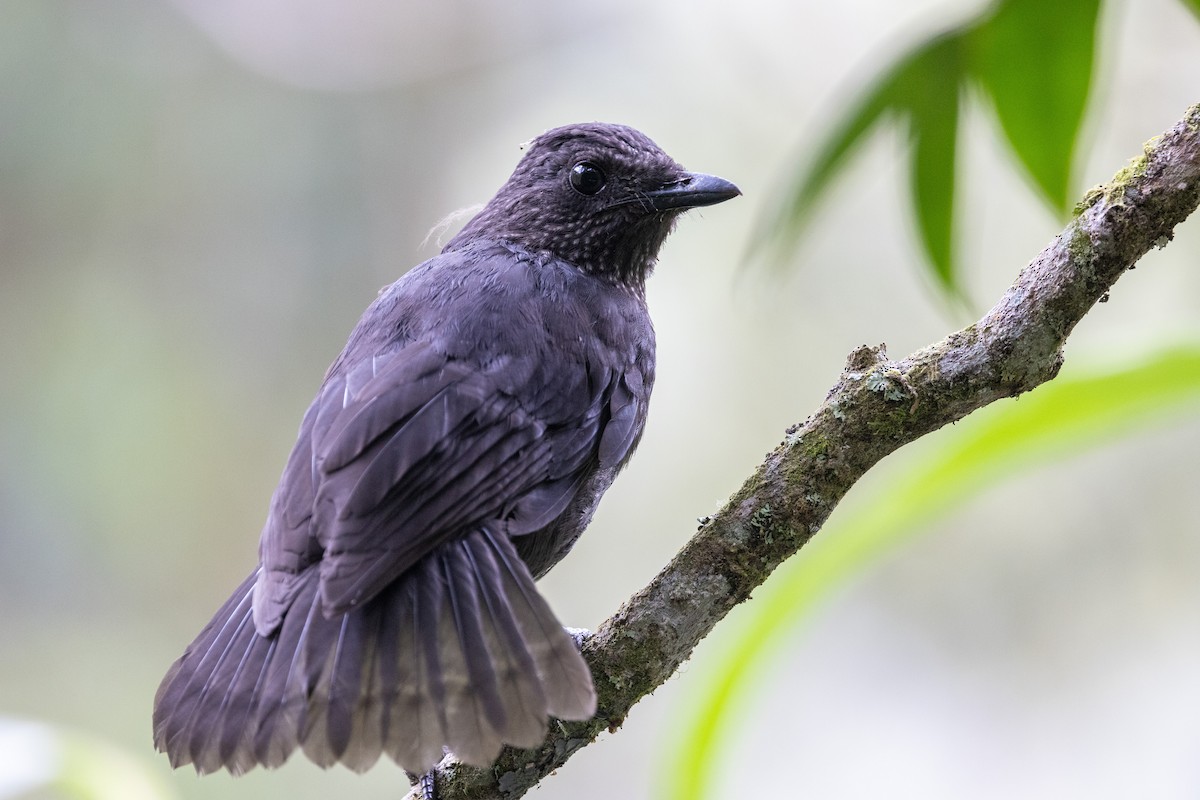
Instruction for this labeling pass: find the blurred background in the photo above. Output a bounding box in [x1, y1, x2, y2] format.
[1, 0, 1198, 798]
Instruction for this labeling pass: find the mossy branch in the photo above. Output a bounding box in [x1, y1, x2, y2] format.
[413, 103, 1200, 799]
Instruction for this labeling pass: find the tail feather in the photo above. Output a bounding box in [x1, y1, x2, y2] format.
[381, 570, 449, 771]
[487, 535, 597, 721]
[338, 606, 386, 773]
[152, 529, 596, 776]
[301, 613, 363, 767]
[153, 573, 260, 772]
[439, 547, 505, 765]
[251, 581, 322, 769]
[205, 615, 272, 774]
[464, 533, 550, 748]
[219, 635, 277, 774]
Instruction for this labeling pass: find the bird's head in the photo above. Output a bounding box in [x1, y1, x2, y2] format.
[446, 122, 740, 287]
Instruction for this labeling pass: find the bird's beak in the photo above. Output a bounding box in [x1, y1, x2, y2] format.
[644, 172, 741, 212]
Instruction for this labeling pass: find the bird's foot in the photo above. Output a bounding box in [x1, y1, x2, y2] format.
[404, 769, 437, 800]
[417, 771, 436, 800]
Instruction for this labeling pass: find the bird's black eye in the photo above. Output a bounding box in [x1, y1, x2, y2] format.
[569, 162, 606, 196]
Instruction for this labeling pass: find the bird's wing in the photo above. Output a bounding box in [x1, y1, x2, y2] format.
[254, 337, 635, 632]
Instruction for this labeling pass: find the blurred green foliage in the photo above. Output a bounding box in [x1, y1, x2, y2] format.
[0, 717, 176, 800]
[676, 0, 1200, 794]
[0, 1, 1196, 797]
[667, 345, 1200, 800]
[757, 0, 1105, 303]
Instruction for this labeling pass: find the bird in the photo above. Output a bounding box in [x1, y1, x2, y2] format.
[152, 121, 740, 780]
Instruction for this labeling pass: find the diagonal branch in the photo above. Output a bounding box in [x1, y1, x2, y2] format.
[415, 103, 1200, 799]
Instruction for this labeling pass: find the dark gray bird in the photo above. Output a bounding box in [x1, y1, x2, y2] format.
[152, 122, 739, 778]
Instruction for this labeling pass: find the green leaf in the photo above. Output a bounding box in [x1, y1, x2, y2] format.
[755, 0, 1106, 304]
[1180, 0, 1200, 22]
[969, 0, 1102, 213]
[663, 344, 1200, 800]
[756, 33, 968, 291]
[901, 37, 963, 297]
[753, 57, 906, 262]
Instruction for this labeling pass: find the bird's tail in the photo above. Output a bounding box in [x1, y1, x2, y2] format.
[152, 528, 596, 775]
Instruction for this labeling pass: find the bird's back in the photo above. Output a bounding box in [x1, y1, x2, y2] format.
[320, 237, 657, 579]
